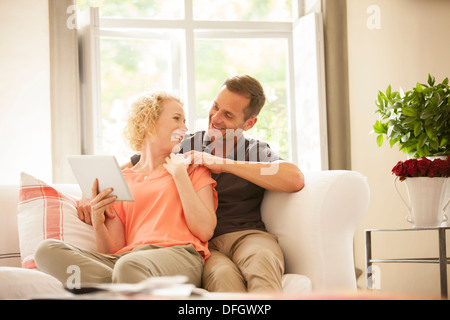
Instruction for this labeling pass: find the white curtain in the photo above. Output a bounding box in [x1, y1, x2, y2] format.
[48, 0, 81, 183]
[321, 0, 351, 170]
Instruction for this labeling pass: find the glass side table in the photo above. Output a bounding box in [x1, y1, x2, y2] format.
[365, 227, 450, 298]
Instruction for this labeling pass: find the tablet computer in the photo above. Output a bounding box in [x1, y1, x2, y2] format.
[67, 155, 134, 202]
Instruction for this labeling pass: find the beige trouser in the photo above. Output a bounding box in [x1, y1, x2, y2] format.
[202, 230, 285, 293]
[34, 239, 204, 287]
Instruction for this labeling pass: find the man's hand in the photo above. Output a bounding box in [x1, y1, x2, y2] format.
[164, 153, 190, 177]
[184, 151, 225, 174]
[77, 195, 92, 225]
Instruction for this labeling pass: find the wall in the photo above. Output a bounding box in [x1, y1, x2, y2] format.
[347, 0, 450, 297]
[0, 0, 52, 184]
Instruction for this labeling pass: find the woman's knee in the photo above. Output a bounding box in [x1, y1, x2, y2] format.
[112, 254, 151, 284]
[112, 247, 203, 286]
[34, 239, 65, 269]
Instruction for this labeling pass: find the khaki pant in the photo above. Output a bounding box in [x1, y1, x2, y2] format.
[34, 239, 204, 287]
[202, 230, 285, 293]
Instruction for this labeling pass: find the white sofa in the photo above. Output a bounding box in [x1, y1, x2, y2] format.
[0, 170, 369, 299]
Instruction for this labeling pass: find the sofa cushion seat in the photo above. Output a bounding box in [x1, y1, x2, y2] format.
[0, 267, 70, 299]
[0, 267, 311, 299]
[281, 274, 312, 294]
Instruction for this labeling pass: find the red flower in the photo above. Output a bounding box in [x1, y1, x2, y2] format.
[392, 156, 450, 180]
[404, 159, 419, 177]
[392, 161, 407, 180]
[430, 159, 448, 177]
[417, 157, 432, 175]
[443, 156, 450, 176]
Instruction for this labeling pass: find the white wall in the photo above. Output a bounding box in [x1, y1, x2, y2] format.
[347, 0, 450, 297]
[0, 0, 52, 184]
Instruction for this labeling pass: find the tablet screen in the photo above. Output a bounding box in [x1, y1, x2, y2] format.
[67, 155, 134, 202]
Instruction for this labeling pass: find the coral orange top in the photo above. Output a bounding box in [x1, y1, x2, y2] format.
[112, 166, 218, 259]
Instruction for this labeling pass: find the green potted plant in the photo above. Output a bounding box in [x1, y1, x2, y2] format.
[373, 74, 450, 158]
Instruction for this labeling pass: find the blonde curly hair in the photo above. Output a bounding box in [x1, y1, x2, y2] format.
[124, 92, 183, 152]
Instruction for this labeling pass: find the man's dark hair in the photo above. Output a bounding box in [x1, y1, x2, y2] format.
[223, 75, 266, 120]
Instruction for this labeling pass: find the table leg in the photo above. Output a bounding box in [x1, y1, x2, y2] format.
[365, 230, 373, 289]
[438, 228, 448, 299]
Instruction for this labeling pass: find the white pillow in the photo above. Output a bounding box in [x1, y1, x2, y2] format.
[0, 267, 70, 299]
[17, 172, 97, 268]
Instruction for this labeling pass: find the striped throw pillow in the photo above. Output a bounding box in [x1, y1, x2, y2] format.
[17, 172, 97, 268]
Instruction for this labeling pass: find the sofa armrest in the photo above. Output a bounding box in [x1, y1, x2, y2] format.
[0, 185, 21, 267]
[261, 170, 370, 292]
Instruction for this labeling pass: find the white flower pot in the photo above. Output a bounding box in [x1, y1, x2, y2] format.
[394, 177, 450, 228]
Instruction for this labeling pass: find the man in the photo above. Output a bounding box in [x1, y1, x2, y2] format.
[79, 75, 304, 293]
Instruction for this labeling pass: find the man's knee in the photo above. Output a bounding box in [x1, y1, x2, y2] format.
[236, 248, 284, 293]
[238, 247, 282, 267]
[258, 247, 283, 265]
[203, 260, 246, 292]
[204, 262, 235, 280]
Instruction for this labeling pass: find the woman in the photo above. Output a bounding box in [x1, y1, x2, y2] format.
[35, 92, 218, 287]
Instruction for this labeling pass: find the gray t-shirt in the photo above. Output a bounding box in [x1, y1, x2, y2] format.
[131, 131, 282, 238]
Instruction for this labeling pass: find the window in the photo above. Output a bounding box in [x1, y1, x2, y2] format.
[77, 0, 328, 170]
[194, 38, 290, 159]
[82, 0, 185, 19]
[100, 37, 179, 161]
[192, 0, 293, 21]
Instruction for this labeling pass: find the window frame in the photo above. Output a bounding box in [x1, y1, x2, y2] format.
[78, 0, 328, 170]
